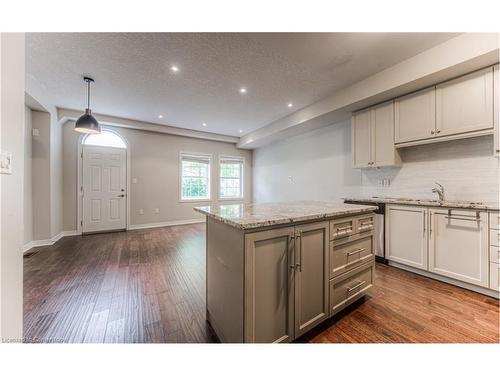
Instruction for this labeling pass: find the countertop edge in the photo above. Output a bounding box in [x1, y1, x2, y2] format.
[343, 197, 499, 211]
[194, 205, 376, 230]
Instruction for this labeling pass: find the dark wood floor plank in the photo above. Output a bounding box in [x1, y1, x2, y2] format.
[24, 224, 499, 343]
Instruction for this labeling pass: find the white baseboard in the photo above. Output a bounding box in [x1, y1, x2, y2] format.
[128, 218, 205, 230]
[23, 230, 79, 253]
[23, 219, 206, 253]
[388, 261, 500, 299]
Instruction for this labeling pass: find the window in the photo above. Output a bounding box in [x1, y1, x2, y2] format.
[219, 157, 244, 199]
[83, 129, 127, 148]
[180, 153, 211, 201]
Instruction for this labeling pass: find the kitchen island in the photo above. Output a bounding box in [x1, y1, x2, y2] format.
[194, 201, 377, 343]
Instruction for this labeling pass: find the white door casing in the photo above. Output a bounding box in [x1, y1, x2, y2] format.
[82, 145, 127, 233]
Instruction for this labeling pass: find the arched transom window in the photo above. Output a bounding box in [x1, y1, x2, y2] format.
[83, 129, 127, 148]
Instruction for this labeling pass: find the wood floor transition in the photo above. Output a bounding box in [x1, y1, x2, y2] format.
[23, 224, 499, 343]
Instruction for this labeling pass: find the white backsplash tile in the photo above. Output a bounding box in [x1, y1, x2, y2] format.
[361, 136, 500, 203]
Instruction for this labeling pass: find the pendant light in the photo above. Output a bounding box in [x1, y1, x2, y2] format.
[75, 76, 101, 134]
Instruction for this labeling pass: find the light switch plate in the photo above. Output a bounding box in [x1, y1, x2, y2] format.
[0, 150, 12, 174]
[32, 128, 40, 136]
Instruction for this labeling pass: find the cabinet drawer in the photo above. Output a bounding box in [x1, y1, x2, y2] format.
[329, 261, 374, 316]
[489, 212, 500, 230]
[490, 229, 500, 247]
[490, 262, 500, 291]
[491, 246, 500, 263]
[330, 233, 374, 278]
[356, 214, 375, 233]
[330, 217, 355, 240]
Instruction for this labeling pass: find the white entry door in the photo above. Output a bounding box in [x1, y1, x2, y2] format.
[82, 145, 127, 233]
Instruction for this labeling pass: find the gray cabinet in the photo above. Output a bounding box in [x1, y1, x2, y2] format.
[352, 101, 401, 168]
[244, 221, 329, 342]
[244, 227, 295, 343]
[293, 221, 329, 337]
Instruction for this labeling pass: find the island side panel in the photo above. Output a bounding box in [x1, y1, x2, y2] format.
[206, 217, 245, 343]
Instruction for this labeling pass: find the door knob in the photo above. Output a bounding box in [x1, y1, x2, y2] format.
[118, 194, 125, 198]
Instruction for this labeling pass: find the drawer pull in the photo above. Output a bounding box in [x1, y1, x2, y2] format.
[358, 224, 373, 231]
[347, 248, 365, 257]
[346, 280, 366, 294]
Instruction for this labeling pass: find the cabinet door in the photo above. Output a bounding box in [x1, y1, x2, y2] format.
[352, 109, 372, 168]
[294, 221, 329, 338]
[436, 67, 494, 137]
[394, 86, 436, 144]
[385, 205, 428, 270]
[494, 65, 499, 155]
[244, 227, 295, 343]
[428, 209, 489, 287]
[372, 101, 400, 167]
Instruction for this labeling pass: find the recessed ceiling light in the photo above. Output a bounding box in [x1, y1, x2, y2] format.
[287, 103, 293, 108]
[171, 65, 179, 72]
[239, 87, 247, 94]
[158, 114, 163, 119]
[239, 130, 243, 133]
[202, 123, 207, 127]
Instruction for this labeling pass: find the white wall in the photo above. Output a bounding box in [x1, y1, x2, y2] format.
[253, 120, 362, 202]
[62, 122, 253, 231]
[0, 32, 25, 341]
[24, 106, 33, 245]
[253, 120, 499, 205]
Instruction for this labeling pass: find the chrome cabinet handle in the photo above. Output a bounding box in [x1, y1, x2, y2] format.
[423, 211, 426, 236]
[294, 230, 302, 272]
[347, 280, 366, 294]
[289, 237, 295, 269]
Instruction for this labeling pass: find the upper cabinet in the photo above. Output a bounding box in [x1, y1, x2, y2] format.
[436, 67, 494, 137]
[395, 86, 436, 143]
[393, 66, 495, 147]
[352, 101, 401, 168]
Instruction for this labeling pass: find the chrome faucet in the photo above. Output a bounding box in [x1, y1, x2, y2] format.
[432, 182, 445, 202]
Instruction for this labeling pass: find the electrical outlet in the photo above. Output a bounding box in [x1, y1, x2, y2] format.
[32, 128, 40, 136]
[0, 150, 12, 174]
[132, 178, 138, 184]
[154, 208, 160, 214]
[288, 176, 293, 182]
[139, 209, 144, 215]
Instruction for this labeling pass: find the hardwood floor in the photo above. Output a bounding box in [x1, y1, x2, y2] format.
[24, 224, 499, 343]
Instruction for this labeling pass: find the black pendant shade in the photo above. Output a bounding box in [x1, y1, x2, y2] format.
[75, 77, 101, 134]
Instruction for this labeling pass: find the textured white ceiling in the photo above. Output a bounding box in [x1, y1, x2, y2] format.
[26, 33, 458, 137]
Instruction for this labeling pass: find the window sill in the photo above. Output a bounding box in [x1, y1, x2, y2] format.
[179, 198, 212, 203]
[218, 197, 244, 201]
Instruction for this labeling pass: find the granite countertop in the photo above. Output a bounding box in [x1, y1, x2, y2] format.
[194, 201, 376, 230]
[343, 196, 499, 211]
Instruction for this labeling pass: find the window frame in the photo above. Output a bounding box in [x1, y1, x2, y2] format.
[179, 151, 212, 203]
[82, 128, 127, 149]
[218, 155, 245, 201]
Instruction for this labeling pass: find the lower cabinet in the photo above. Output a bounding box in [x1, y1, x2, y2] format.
[329, 260, 374, 316]
[385, 204, 493, 292]
[244, 221, 329, 343]
[385, 205, 428, 270]
[294, 221, 330, 337]
[428, 209, 489, 287]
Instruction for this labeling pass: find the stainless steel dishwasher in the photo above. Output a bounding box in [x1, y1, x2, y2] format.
[344, 200, 386, 263]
